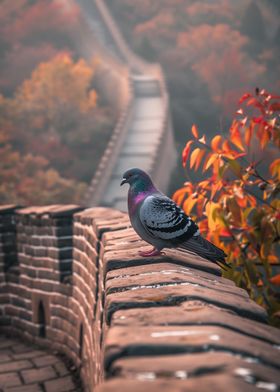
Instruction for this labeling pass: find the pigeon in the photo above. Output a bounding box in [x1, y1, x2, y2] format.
[120, 167, 229, 269]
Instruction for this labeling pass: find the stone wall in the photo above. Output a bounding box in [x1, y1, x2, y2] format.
[0, 204, 280, 391]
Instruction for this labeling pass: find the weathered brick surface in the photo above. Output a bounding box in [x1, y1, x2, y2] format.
[0, 336, 82, 391]
[107, 352, 280, 382]
[95, 377, 274, 392]
[0, 205, 279, 392]
[111, 304, 280, 345]
[97, 210, 280, 391]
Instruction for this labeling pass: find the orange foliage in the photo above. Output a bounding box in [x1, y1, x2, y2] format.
[15, 53, 97, 117]
[174, 89, 280, 324]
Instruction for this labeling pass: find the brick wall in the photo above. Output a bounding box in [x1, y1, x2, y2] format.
[0, 205, 280, 391]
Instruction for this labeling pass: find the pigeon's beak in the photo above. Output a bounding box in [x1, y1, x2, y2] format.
[120, 177, 127, 186]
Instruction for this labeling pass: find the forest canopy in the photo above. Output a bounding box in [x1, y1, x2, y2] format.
[106, 0, 280, 190]
[0, 0, 114, 204]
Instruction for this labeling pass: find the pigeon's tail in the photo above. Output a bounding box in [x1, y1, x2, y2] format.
[179, 235, 230, 270]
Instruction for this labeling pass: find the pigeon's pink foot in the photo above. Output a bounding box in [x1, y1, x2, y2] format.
[138, 247, 164, 257]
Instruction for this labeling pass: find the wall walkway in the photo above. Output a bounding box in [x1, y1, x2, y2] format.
[0, 336, 82, 391]
[76, 0, 177, 210]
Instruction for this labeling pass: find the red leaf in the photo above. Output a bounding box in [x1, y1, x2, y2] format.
[191, 124, 199, 138]
[269, 102, 280, 112]
[253, 116, 266, 124]
[182, 140, 193, 167]
[219, 228, 232, 237]
[239, 93, 251, 104]
[270, 274, 280, 286]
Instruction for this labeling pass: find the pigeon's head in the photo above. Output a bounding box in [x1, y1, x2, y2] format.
[120, 168, 152, 189]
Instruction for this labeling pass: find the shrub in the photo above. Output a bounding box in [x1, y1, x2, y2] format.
[173, 89, 280, 325]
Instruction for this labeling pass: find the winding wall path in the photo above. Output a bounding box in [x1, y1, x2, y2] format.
[77, 0, 177, 210]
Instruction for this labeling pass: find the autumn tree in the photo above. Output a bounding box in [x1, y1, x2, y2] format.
[0, 53, 114, 204]
[8, 53, 113, 182]
[173, 89, 280, 324]
[0, 94, 86, 205]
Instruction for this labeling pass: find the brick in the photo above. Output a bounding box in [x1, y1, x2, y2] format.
[102, 247, 222, 278]
[21, 366, 57, 384]
[108, 352, 280, 385]
[11, 297, 31, 310]
[53, 362, 69, 377]
[44, 375, 75, 392]
[12, 350, 46, 360]
[32, 355, 60, 367]
[11, 343, 33, 354]
[5, 384, 42, 392]
[0, 353, 11, 363]
[95, 377, 259, 392]
[0, 338, 14, 349]
[0, 359, 33, 373]
[0, 372, 21, 388]
[104, 325, 280, 372]
[111, 304, 280, 345]
[37, 270, 60, 281]
[105, 281, 267, 325]
[0, 294, 10, 304]
[106, 265, 247, 298]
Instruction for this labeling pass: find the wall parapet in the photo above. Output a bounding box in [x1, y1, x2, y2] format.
[0, 204, 279, 391]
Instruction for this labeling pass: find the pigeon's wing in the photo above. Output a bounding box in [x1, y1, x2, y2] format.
[139, 194, 199, 244]
[180, 235, 228, 266]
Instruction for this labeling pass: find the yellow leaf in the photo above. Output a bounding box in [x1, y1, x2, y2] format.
[172, 187, 189, 205]
[230, 121, 245, 151]
[203, 153, 218, 172]
[269, 159, 280, 180]
[183, 195, 197, 215]
[195, 149, 206, 171]
[205, 201, 221, 231]
[190, 148, 201, 169]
